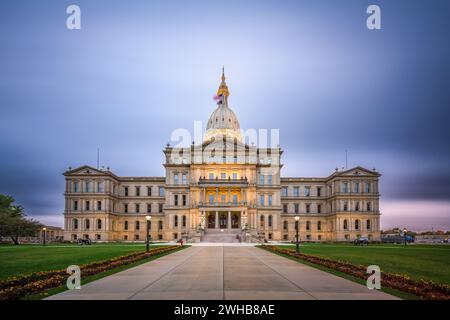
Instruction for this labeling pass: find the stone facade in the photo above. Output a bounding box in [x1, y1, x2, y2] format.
[63, 72, 381, 242]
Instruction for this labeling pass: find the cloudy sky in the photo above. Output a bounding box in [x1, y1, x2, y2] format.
[0, 0, 449, 231]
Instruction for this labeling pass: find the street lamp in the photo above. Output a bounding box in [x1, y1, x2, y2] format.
[146, 215, 152, 252]
[295, 216, 300, 254]
[403, 227, 407, 247]
[42, 227, 47, 246]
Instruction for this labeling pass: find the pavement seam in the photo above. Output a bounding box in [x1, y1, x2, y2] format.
[125, 246, 203, 300]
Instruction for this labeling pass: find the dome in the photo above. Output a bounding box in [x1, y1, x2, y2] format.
[204, 69, 242, 143]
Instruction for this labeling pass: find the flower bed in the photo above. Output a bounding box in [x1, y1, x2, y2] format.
[0, 245, 181, 300]
[261, 245, 450, 300]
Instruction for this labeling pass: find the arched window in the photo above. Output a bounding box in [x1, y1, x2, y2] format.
[343, 219, 348, 230]
[260, 215, 265, 227]
[355, 219, 360, 230]
[182, 215, 186, 227]
[85, 219, 90, 230]
[366, 219, 371, 230]
[306, 221, 310, 231]
[268, 215, 273, 227]
[73, 218, 78, 230]
[174, 215, 178, 227]
[97, 219, 102, 230]
[283, 221, 288, 231]
[317, 221, 321, 231]
[124, 220, 128, 230]
[135, 221, 140, 230]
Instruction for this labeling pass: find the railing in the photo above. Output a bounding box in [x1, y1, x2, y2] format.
[198, 178, 249, 186]
[198, 201, 248, 207]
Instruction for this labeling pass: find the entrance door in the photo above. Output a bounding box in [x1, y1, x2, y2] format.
[207, 214, 215, 229]
[231, 214, 239, 229]
[219, 213, 227, 228]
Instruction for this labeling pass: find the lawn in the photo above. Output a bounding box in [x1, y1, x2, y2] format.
[277, 243, 450, 286]
[0, 243, 167, 280]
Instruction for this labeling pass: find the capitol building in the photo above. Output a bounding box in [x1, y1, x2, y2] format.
[63, 71, 381, 243]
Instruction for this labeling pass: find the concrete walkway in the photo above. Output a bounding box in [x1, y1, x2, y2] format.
[47, 246, 398, 300]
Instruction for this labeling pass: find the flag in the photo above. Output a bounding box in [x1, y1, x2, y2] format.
[213, 94, 223, 105]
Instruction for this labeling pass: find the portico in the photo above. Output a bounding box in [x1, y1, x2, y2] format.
[204, 210, 244, 229]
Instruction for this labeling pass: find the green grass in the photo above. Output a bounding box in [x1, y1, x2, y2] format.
[276, 243, 450, 286]
[0, 243, 168, 280]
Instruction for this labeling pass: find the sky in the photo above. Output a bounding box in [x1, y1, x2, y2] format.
[0, 0, 449, 231]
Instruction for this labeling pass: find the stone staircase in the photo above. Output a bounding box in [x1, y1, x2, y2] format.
[202, 229, 242, 243]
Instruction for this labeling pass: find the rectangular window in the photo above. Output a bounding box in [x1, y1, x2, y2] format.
[135, 203, 140, 213]
[182, 194, 186, 206]
[294, 203, 299, 214]
[267, 175, 273, 185]
[124, 204, 128, 213]
[221, 194, 226, 202]
[174, 174, 179, 184]
[182, 174, 187, 184]
[136, 186, 140, 196]
[124, 186, 129, 196]
[317, 204, 322, 214]
[233, 194, 237, 204]
[365, 182, 371, 193]
[221, 173, 226, 179]
[159, 187, 164, 197]
[305, 187, 310, 197]
[355, 202, 360, 211]
[97, 181, 104, 193]
[306, 204, 310, 213]
[367, 202, 372, 211]
[283, 204, 287, 213]
[209, 173, 214, 179]
[354, 183, 360, 193]
[97, 201, 102, 211]
[343, 201, 348, 211]
[158, 203, 163, 213]
[281, 187, 288, 197]
[74, 181, 79, 192]
[73, 201, 78, 211]
[85, 201, 90, 211]
[135, 234, 139, 240]
[147, 186, 152, 196]
[259, 175, 264, 185]
[174, 195, 178, 206]
[260, 195, 264, 206]
[268, 195, 273, 206]
[317, 187, 322, 197]
[293, 187, 299, 197]
[341, 182, 348, 193]
[147, 203, 151, 213]
[232, 173, 237, 179]
[209, 194, 214, 204]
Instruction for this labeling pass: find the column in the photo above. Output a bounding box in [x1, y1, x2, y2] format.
[215, 211, 219, 228]
[228, 211, 231, 229]
[228, 187, 231, 203]
[216, 187, 219, 204]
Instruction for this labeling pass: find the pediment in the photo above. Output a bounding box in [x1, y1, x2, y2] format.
[336, 166, 380, 177]
[64, 165, 108, 176]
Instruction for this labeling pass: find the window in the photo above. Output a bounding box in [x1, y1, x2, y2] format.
[73, 234, 77, 240]
[283, 204, 287, 213]
[318, 235, 322, 241]
[73, 200, 78, 211]
[268, 233, 273, 240]
[159, 187, 164, 197]
[366, 202, 372, 211]
[305, 186, 310, 197]
[281, 187, 287, 197]
[73, 219, 78, 230]
[173, 233, 178, 240]
[221, 173, 226, 179]
[147, 186, 152, 196]
[267, 175, 272, 185]
[341, 182, 348, 193]
[354, 182, 360, 193]
[124, 204, 128, 213]
[135, 221, 140, 230]
[283, 221, 288, 230]
[306, 204, 311, 213]
[182, 174, 187, 184]
[209, 173, 214, 179]
[306, 221, 310, 231]
[97, 219, 102, 230]
[317, 187, 322, 197]
[158, 234, 163, 240]
[136, 186, 140, 196]
[317, 221, 321, 231]
[293, 187, 299, 197]
[268, 215, 273, 227]
[209, 194, 214, 204]
[174, 195, 178, 206]
[182, 215, 186, 227]
[135, 203, 140, 213]
[124, 186, 129, 196]
[147, 203, 152, 213]
[135, 234, 139, 240]
[86, 181, 92, 192]
[124, 221, 128, 230]
[343, 219, 348, 230]
[221, 194, 226, 202]
[97, 201, 102, 211]
[174, 174, 179, 184]
[294, 204, 299, 214]
[365, 182, 371, 193]
[159, 221, 163, 230]
[174, 215, 178, 227]
[355, 220, 360, 230]
[259, 175, 264, 185]
[182, 194, 186, 206]
[74, 181, 79, 192]
[85, 219, 90, 230]
[85, 201, 90, 211]
[344, 234, 349, 240]
[317, 204, 321, 214]
[366, 219, 371, 230]
[260, 215, 265, 227]
[158, 203, 163, 213]
[343, 201, 348, 211]
[124, 235, 128, 240]
[232, 194, 237, 204]
[232, 173, 237, 179]
[97, 181, 104, 192]
[268, 195, 272, 206]
[260, 195, 264, 206]
[355, 201, 360, 211]
[283, 234, 288, 240]
[306, 235, 311, 241]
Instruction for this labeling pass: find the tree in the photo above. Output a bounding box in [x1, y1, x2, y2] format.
[0, 194, 42, 245]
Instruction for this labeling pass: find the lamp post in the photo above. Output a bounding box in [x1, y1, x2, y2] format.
[42, 227, 47, 246]
[146, 215, 152, 252]
[295, 216, 300, 254]
[403, 227, 407, 247]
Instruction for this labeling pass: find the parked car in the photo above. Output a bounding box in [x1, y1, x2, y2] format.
[77, 238, 92, 245]
[354, 237, 369, 246]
